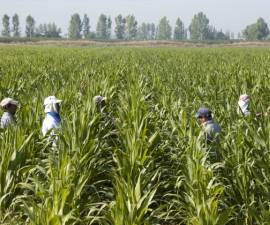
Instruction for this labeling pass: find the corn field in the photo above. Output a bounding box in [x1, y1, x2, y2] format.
[0, 46, 269, 225]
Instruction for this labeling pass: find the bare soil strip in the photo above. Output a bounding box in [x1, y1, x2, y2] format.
[1, 40, 270, 48]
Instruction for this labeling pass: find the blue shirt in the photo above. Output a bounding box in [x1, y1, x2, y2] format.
[202, 120, 221, 142]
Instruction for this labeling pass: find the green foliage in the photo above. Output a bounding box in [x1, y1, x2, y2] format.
[2, 14, 10, 37]
[25, 15, 35, 38]
[115, 14, 126, 40]
[12, 14, 20, 37]
[125, 15, 138, 40]
[243, 18, 269, 40]
[189, 12, 210, 41]
[157, 17, 172, 40]
[0, 47, 269, 225]
[35, 23, 61, 38]
[82, 14, 90, 39]
[174, 18, 186, 40]
[68, 13, 82, 39]
[96, 14, 111, 40]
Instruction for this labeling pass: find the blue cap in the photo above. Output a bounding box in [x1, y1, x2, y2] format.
[196, 107, 212, 118]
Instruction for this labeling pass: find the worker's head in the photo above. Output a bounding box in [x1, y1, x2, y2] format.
[238, 94, 250, 116]
[196, 107, 212, 124]
[43, 96, 62, 113]
[93, 95, 107, 111]
[0, 98, 19, 115]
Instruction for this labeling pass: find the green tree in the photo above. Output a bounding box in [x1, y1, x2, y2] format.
[25, 15, 35, 38]
[2, 14, 10, 37]
[138, 23, 156, 40]
[12, 14, 20, 37]
[189, 12, 210, 40]
[174, 18, 185, 40]
[35, 23, 61, 38]
[96, 14, 108, 39]
[207, 25, 217, 40]
[149, 23, 156, 39]
[115, 14, 126, 39]
[46, 23, 61, 38]
[206, 26, 229, 40]
[157, 17, 172, 40]
[125, 15, 137, 40]
[35, 24, 46, 37]
[68, 13, 82, 39]
[137, 23, 148, 40]
[107, 16, 112, 39]
[82, 14, 90, 39]
[243, 18, 269, 40]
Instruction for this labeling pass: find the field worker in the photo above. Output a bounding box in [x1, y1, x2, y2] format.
[237, 94, 269, 117]
[93, 95, 107, 112]
[0, 98, 19, 128]
[237, 94, 251, 116]
[42, 96, 62, 136]
[196, 107, 221, 143]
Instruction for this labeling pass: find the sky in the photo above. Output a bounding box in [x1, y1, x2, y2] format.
[1, 0, 269, 36]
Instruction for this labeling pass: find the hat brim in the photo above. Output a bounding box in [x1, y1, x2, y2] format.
[43, 99, 62, 106]
[0, 100, 19, 108]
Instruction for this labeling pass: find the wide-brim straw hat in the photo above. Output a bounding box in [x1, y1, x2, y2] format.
[0, 98, 19, 108]
[43, 96, 62, 106]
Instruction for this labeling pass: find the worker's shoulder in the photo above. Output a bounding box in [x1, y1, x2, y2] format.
[204, 120, 221, 133]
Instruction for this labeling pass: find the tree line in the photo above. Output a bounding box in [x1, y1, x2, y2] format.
[1, 12, 269, 41]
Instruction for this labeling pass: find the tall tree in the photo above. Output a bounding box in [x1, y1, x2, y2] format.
[189, 12, 210, 40]
[230, 32, 235, 40]
[138, 23, 148, 40]
[25, 15, 35, 38]
[96, 14, 108, 39]
[68, 13, 82, 39]
[243, 18, 269, 40]
[207, 25, 217, 40]
[45, 23, 61, 38]
[137, 23, 156, 40]
[82, 14, 90, 39]
[35, 24, 46, 37]
[149, 23, 156, 39]
[107, 16, 112, 39]
[174, 18, 185, 40]
[125, 15, 137, 40]
[115, 14, 126, 40]
[2, 14, 10, 37]
[157, 17, 172, 40]
[12, 14, 20, 37]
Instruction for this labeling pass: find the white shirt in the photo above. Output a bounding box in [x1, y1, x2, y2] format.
[42, 113, 61, 136]
[238, 99, 251, 116]
[1, 112, 15, 128]
[202, 120, 221, 142]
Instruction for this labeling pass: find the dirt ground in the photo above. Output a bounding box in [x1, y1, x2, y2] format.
[1, 40, 270, 48]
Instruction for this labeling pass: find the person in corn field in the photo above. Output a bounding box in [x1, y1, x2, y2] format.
[196, 107, 221, 144]
[42, 96, 62, 136]
[237, 94, 269, 117]
[93, 95, 119, 146]
[93, 95, 117, 125]
[237, 94, 251, 116]
[0, 98, 19, 129]
[94, 95, 107, 113]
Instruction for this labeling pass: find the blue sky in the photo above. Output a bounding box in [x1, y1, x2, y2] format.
[1, 0, 269, 36]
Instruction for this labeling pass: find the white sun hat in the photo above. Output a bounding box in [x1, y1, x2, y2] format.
[0, 98, 19, 108]
[239, 94, 250, 102]
[43, 96, 62, 106]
